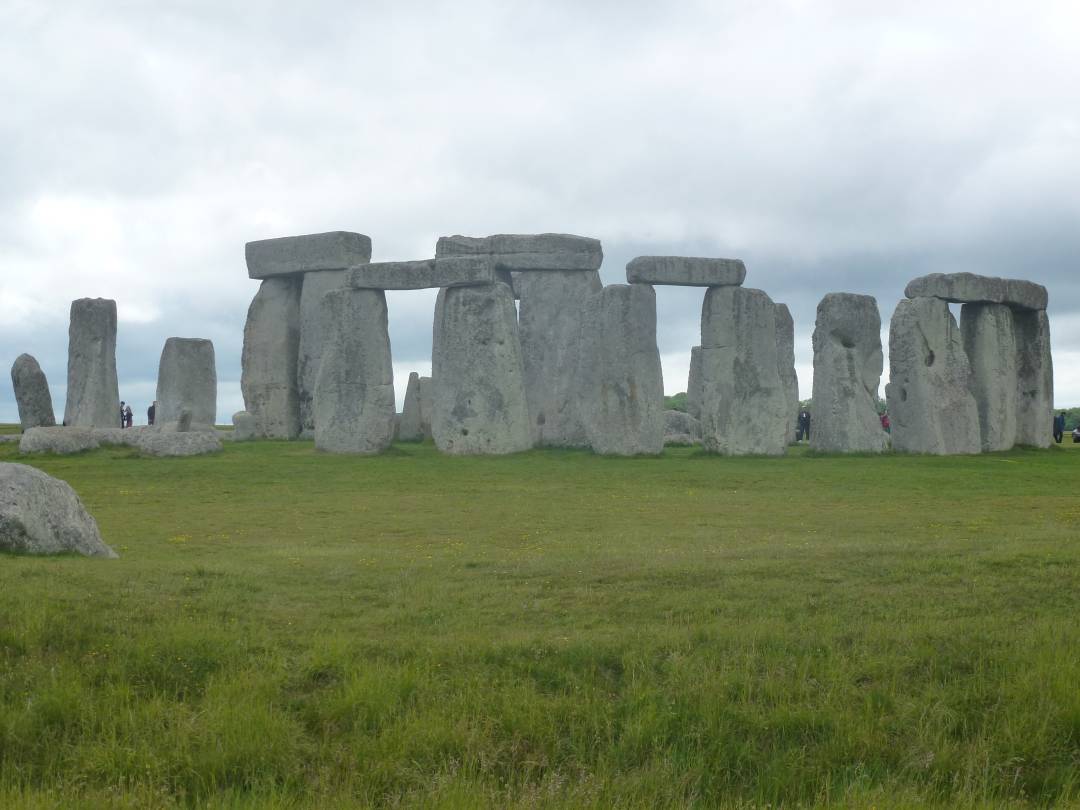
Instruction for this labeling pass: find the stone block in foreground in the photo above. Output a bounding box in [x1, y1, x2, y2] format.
[245, 231, 372, 279]
[904, 273, 1047, 311]
[625, 256, 746, 287]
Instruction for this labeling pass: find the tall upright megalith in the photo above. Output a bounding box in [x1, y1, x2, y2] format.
[64, 298, 120, 428]
[1013, 309, 1053, 448]
[241, 278, 302, 439]
[574, 284, 665, 456]
[10, 354, 55, 430]
[398, 371, 424, 442]
[699, 287, 787, 455]
[960, 304, 1018, 451]
[418, 376, 434, 440]
[885, 297, 980, 454]
[774, 304, 799, 445]
[313, 289, 395, 454]
[686, 346, 703, 421]
[297, 269, 346, 437]
[811, 293, 886, 453]
[156, 338, 217, 428]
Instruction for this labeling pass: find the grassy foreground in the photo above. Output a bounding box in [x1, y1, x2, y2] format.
[1, 436, 1078, 808]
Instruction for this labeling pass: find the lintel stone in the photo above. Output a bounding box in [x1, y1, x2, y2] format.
[904, 272, 1047, 311]
[347, 257, 498, 290]
[246, 231, 372, 279]
[435, 233, 602, 272]
[626, 256, 746, 287]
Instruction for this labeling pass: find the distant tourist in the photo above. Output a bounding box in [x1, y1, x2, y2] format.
[880, 411, 891, 433]
[1053, 411, 1066, 444]
[124, 404, 133, 429]
[147, 402, 156, 426]
[796, 410, 811, 442]
[120, 401, 127, 428]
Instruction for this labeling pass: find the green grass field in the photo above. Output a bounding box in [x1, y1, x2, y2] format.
[1, 434, 1078, 808]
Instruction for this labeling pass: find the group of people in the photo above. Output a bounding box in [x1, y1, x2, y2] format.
[118, 401, 157, 428]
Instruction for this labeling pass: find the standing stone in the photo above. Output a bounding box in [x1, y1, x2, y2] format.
[774, 304, 799, 445]
[418, 376, 434, 440]
[664, 409, 701, 445]
[398, 372, 424, 441]
[297, 269, 346, 436]
[431, 283, 532, 455]
[699, 287, 788, 456]
[1013, 309, 1053, 448]
[516, 270, 603, 446]
[64, 298, 120, 428]
[313, 289, 395, 454]
[241, 278, 302, 439]
[232, 411, 256, 441]
[574, 284, 665, 456]
[810, 293, 887, 453]
[885, 297, 981, 454]
[156, 338, 217, 428]
[960, 304, 1018, 451]
[10, 354, 55, 430]
[686, 346, 704, 420]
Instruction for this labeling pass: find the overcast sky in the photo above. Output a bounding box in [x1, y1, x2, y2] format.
[2, 0, 1078, 424]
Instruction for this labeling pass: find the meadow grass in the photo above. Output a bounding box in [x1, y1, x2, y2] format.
[0, 433, 1078, 808]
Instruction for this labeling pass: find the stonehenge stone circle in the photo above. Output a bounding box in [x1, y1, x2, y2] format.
[1013, 309, 1053, 448]
[626, 256, 746, 287]
[398, 372, 424, 442]
[885, 297, 981, 454]
[905, 273, 1047, 311]
[246, 231, 372, 279]
[64, 298, 120, 428]
[960, 304, 1018, 451]
[348, 257, 498, 290]
[241, 277, 302, 439]
[156, 338, 217, 428]
[686, 346, 703, 421]
[297, 269, 346, 435]
[811, 293, 887, 453]
[418, 376, 434, 440]
[10, 354, 55, 430]
[313, 289, 396, 454]
[0, 463, 118, 557]
[574, 284, 665, 455]
[774, 304, 799, 445]
[699, 287, 788, 456]
[431, 282, 532, 455]
[664, 409, 701, 446]
[435, 233, 602, 271]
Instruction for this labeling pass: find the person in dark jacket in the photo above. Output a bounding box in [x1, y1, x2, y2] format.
[797, 410, 811, 442]
[147, 402, 156, 426]
[1053, 411, 1066, 443]
[120, 401, 127, 428]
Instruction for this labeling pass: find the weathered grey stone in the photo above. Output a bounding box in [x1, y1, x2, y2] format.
[885, 297, 981, 454]
[961, 304, 1018, 451]
[904, 273, 1047, 311]
[574, 284, 665, 456]
[348, 257, 498, 290]
[626, 256, 746, 287]
[686, 346, 704, 421]
[313, 289, 396, 454]
[64, 298, 120, 428]
[156, 338, 216, 428]
[10, 354, 55, 430]
[241, 277, 302, 439]
[699, 287, 788, 456]
[398, 372, 424, 441]
[296, 269, 347, 436]
[774, 304, 799, 445]
[0, 463, 117, 557]
[431, 283, 532, 455]
[516, 270, 603, 446]
[245, 231, 372, 279]
[1013, 309, 1053, 448]
[436, 233, 602, 272]
[810, 293, 887, 453]
[19, 426, 100, 455]
[418, 376, 434, 440]
[131, 428, 221, 457]
[664, 409, 701, 446]
[232, 411, 257, 441]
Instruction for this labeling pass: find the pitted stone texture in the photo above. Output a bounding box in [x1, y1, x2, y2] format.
[774, 304, 799, 445]
[242, 277, 302, 439]
[885, 297, 981, 454]
[313, 289, 396, 454]
[11, 354, 55, 430]
[398, 372, 424, 441]
[131, 429, 221, 457]
[699, 287, 788, 456]
[156, 338, 216, 427]
[64, 298, 120, 428]
[1013, 309, 1053, 448]
[348, 257, 497, 290]
[810, 294, 887, 453]
[436, 233, 602, 272]
[961, 304, 1018, 451]
[232, 411, 256, 441]
[418, 377, 434, 440]
[574, 284, 665, 456]
[626, 256, 746, 287]
[431, 283, 532, 455]
[904, 273, 1047, 311]
[664, 410, 701, 446]
[0, 463, 117, 558]
[245, 231, 371, 279]
[297, 269, 346, 435]
[686, 346, 704, 421]
[516, 270, 603, 446]
[20, 427, 100, 455]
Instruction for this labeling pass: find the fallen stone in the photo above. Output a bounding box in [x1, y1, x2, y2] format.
[664, 410, 701, 446]
[241, 277, 302, 439]
[625, 256, 746, 287]
[435, 233, 603, 272]
[398, 372, 424, 441]
[516, 270, 603, 447]
[313, 289, 396, 454]
[810, 293, 887, 453]
[348, 257, 498, 290]
[699, 287, 788, 456]
[686, 346, 704, 421]
[0, 463, 117, 557]
[774, 304, 800, 445]
[245, 231, 372, 279]
[156, 338, 216, 427]
[297, 269, 347, 436]
[1013, 309, 1054, 448]
[574, 284, 665, 455]
[431, 282, 532, 455]
[64, 298, 120, 428]
[904, 273, 1047, 311]
[232, 411, 257, 441]
[10, 354, 55, 430]
[131, 429, 221, 457]
[19, 426, 100, 455]
[885, 297, 981, 454]
[418, 376, 434, 440]
[961, 304, 1018, 451]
